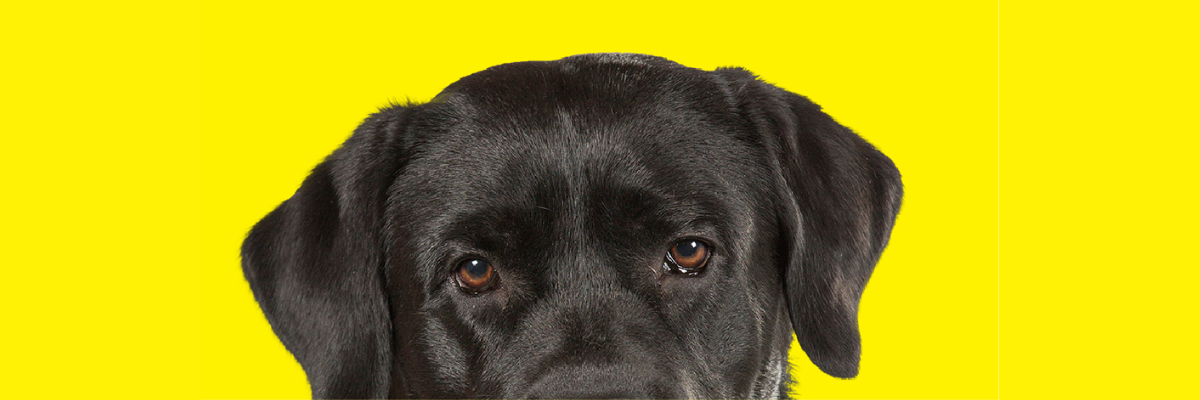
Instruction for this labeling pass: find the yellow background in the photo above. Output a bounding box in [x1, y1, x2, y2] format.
[2, 1, 1191, 399]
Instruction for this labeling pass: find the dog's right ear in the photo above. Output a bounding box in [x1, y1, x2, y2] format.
[241, 105, 413, 399]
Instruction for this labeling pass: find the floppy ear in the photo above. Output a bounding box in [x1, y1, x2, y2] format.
[718, 69, 903, 378]
[241, 105, 413, 399]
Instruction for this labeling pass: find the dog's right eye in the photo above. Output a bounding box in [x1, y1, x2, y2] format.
[455, 259, 499, 294]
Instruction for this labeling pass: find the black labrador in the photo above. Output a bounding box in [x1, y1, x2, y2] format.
[242, 53, 902, 399]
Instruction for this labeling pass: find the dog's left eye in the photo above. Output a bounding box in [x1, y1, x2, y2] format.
[455, 259, 499, 294]
[663, 239, 711, 276]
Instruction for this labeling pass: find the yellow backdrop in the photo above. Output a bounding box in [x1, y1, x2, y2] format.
[8, 1, 1183, 399]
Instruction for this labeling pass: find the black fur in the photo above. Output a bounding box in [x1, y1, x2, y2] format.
[242, 54, 902, 399]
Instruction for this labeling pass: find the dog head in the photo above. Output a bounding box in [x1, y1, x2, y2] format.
[242, 54, 902, 399]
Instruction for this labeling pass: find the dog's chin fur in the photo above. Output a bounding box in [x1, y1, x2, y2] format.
[242, 53, 902, 399]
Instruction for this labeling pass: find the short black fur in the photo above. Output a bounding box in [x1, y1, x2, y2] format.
[242, 54, 902, 399]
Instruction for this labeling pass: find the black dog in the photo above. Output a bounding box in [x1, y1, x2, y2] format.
[242, 53, 902, 399]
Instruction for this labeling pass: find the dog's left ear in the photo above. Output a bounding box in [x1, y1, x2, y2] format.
[241, 105, 413, 399]
[717, 69, 903, 378]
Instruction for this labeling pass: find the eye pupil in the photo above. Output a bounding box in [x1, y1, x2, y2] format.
[465, 260, 488, 277]
[675, 241, 699, 258]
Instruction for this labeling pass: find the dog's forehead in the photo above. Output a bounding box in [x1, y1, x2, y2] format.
[401, 56, 753, 204]
[402, 55, 753, 175]
[443, 53, 701, 95]
[430, 54, 736, 127]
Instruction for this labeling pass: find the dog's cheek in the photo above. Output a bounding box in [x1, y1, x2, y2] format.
[421, 317, 471, 392]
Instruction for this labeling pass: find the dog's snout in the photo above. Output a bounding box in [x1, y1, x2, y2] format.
[503, 299, 689, 399]
[523, 365, 681, 399]
[554, 309, 623, 361]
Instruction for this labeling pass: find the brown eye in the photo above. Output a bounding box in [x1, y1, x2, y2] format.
[665, 240, 711, 276]
[456, 259, 498, 293]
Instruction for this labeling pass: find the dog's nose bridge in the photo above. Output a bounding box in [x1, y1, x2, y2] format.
[523, 363, 679, 399]
[518, 304, 682, 399]
[529, 289, 668, 365]
[551, 306, 626, 361]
